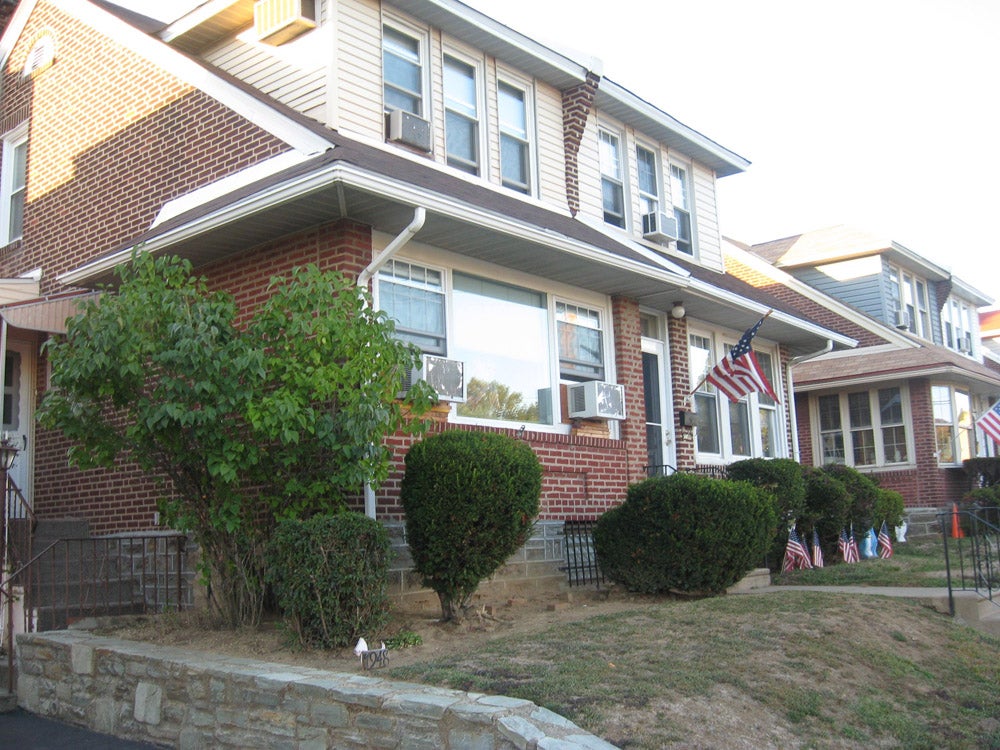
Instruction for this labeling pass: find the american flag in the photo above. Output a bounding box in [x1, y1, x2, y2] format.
[703, 315, 780, 403]
[975, 399, 1000, 447]
[877, 521, 893, 559]
[811, 529, 824, 568]
[782, 525, 813, 572]
[839, 527, 859, 563]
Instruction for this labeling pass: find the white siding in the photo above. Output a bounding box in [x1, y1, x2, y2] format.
[336, 0, 385, 139]
[534, 79, 567, 209]
[692, 161, 723, 271]
[574, 117, 604, 225]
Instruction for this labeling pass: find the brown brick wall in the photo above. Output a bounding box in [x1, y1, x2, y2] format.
[561, 72, 600, 217]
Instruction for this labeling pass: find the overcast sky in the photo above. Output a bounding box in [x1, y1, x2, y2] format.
[119, 0, 1000, 305]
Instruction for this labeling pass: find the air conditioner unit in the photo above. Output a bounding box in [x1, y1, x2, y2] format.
[893, 309, 910, 329]
[642, 212, 679, 244]
[957, 339, 971, 354]
[387, 109, 432, 152]
[567, 380, 626, 420]
[400, 355, 465, 402]
[254, 0, 316, 45]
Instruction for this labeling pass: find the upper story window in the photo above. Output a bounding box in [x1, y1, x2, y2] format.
[599, 128, 625, 228]
[1, 124, 28, 245]
[498, 80, 532, 194]
[688, 329, 781, 461]
[635, 144, 660, 217]
[932, 384, 972, 464]
[382, 24, 425, 116]
[888, 265, 930, 337]
[816, 386, 910, 468]
[443, 55, 481, 175]
[670, 163, 693, 255]
[943, 296, 975, 355]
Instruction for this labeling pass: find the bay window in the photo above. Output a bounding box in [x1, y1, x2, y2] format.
[933, 384, 972, 464]
[815, 386, 910, 467]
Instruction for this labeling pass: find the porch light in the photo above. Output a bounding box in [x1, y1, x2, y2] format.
[670, 302, 686, 319]
[0, 432, 19, 472]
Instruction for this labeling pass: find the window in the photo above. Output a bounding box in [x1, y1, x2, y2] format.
[498, 81, 531, 194]
[670, 163, 693, 255]
[688, 329, 781, 460]
[635, 144, 660, 217]
[942, 296, 975, 354]
[377, 260, 610, 428]
[599, 129, 625, 228]
[1, 124, 27, 244]
[815, 386, 910, 467]
[888, 265, 930, 337]
[382, 25, 424, 116]
[443, 55, 480, 175]
[933, 385, 972, 464]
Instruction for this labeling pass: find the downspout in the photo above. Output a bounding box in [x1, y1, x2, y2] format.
[787, 340, 833, 463]
[357, 207, 427, 519]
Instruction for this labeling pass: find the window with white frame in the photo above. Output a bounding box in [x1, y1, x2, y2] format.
[599, 128, 625, 228]
[382, 24, 425, 116]
[932, 384, 972, 464]
[1, 124, 28, 244]
[670, 163, 693, 255]
[635, 144, 660, 219]
[443, 54, 481, 175]
[888, 265, 930, 338]
[377, 259, 610, 427]
[942, 297, 975, 355]
[815, 386, 910, 467]
[498, 80, 532, 194]
[688, 329, 781, 460]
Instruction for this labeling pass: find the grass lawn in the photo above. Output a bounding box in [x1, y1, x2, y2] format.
[383, 535, 1000, 749]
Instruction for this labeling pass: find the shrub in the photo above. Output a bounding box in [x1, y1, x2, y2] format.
[265, 512, 391, 649]
[873, 488, 905, 530]
[963, 457, 1000, 488]
[800, 467, 851, 564]
[401, 430, 542, 621]
[962, 485, 1000, 526]
[823, 464, 881, 527]
[727, 458, 806, 568]
[593, 474, 776, 594]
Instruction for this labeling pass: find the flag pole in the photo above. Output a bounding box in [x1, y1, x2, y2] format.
[688, 309, 774, 397]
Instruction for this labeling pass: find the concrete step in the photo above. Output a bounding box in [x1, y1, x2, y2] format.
[32, 518, 91, 543]
[950, 591, 1000, 637]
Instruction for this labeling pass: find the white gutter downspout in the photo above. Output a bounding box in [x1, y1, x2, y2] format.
[357, 207, 426, 520]
[787, 340, 834, 463]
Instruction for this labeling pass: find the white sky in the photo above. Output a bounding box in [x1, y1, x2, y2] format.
[119, 0, 1000, 305]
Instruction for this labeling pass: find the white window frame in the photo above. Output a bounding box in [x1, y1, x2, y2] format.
[688, 326, 784, 462]
[599, 127, 626, 229]
[888, 264, 930, 338]
[942, 296, 976, 355]
[442, 50, 484, 176]
[669, 161, 694, 256]
[1, 123, 28, 245]
[932, 384, 973, 466]
[497, 74, 535, 195]
[381, 19, 429, 117]
[812, 384, 913, 468]
[635, 142, 661, 219]
[376, 252, 613, 434]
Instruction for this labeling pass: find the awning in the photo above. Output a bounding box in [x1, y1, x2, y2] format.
[0, 292, 100, 334]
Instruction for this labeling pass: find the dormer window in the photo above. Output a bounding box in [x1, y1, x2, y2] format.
[636, 145, 660, 216]
[498, 81, 531, 194]
[444, 55, 481, 175]
[670, 163, 693, 255]
[943, 297, 975, 355]
[382, 25, 425, 116]
[599, 128, 625, 228]
[888, 265, 930, 338]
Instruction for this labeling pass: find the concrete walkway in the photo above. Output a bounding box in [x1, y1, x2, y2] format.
[753, 585, 950, 598]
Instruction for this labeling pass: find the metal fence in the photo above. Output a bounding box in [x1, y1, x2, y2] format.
[562, 519, 605, 587]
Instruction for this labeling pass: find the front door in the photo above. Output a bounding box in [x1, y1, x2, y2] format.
[641, 337, 675, 475]
[3, 343, 33, 507]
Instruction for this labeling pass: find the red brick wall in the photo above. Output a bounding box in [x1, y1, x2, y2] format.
[611, 295, 647, 483]
[667, 313, 695, 469]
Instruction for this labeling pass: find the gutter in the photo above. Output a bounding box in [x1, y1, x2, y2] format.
[787, 339, 834, 463]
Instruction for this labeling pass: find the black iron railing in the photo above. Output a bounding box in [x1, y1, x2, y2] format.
[562, 519, 605, 587]
[1, 476, 35, 691]
[939, 507, 1000, 616]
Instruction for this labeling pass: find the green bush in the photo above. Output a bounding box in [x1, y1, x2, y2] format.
[727, 458, 805, 567]
[265, 512, 391, 649]
[823, 464, 881, 527]
[873, 488, 905, 530]
[401, 429, 542, 621]
[593, 474, 776, 594]
[963, 457, 1000, 488]
[800, 467, 851, 564]
[962, 485, 1000, 526]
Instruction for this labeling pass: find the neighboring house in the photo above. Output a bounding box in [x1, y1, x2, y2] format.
[0, 0, 848, 591]
[980, 308, 1000, 360]
[737, 227, 1000, 510]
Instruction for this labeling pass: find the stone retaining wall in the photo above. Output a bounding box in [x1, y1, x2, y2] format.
[16, 630, 616, 749]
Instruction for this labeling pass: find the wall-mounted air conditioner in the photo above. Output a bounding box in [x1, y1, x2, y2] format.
[893, 309, 910, 330]
[400, 355, 465, 402]
[387, 109, 432, 152]
[254, 0, 316, 45]
[567, 380, 626, 420]
[641, 212, 678, 244]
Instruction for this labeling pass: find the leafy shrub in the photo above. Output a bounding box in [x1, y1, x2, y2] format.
[963, 457, 1000, 488]
[823, 464, 881, 527]
[401, 430, 542, 621]
[265, 512, 391, 649]
[962, 485, 1000, 526]
[593, 474, 776, 594]
[800, 467, 851, 564]
[727, 458, 806, 568]
[873, 488, 905, 530]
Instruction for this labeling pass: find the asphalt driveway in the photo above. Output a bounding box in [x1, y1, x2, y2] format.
[0, 708, 162, 748]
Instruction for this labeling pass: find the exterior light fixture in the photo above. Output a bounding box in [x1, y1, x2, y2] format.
[0, 432, 19, 472]
[670, 302, 686, 320]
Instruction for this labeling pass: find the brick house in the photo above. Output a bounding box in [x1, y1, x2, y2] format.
[727, 227, 1000, 514]
[0, 0, 848, 591]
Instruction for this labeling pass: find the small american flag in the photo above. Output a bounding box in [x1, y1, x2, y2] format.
[811, 529, 824, 568]
[839, 527, 859, 563]
[877, 521, 894, 559]
[702, 315, 779, 403]
[782, 525, 813, 572]
[975, 399, 1000, 447]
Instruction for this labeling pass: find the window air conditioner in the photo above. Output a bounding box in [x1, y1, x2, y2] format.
[566, 380, 626, 420]
[387, 109, 432, 152]
[642, 212, 679, 244]
[254, 0, 316, 45]
[893, 309, 910, 330]
[400, 355, 465, 402]
[957, 339, 970, 354]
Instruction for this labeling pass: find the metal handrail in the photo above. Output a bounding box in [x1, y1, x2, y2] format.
[2, 474, 35, 693]
[939, 507, 1000, 616]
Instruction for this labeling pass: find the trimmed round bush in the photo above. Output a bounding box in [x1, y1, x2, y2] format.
[873, 488, 905, 530]
[801, 467, 851, 564]
[265, 512, 391, 649]
[823, 463, 880, 527]
[593, 474, 776, 594]
[727, 458, 806, 568]
[401, 429, 542, 621]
